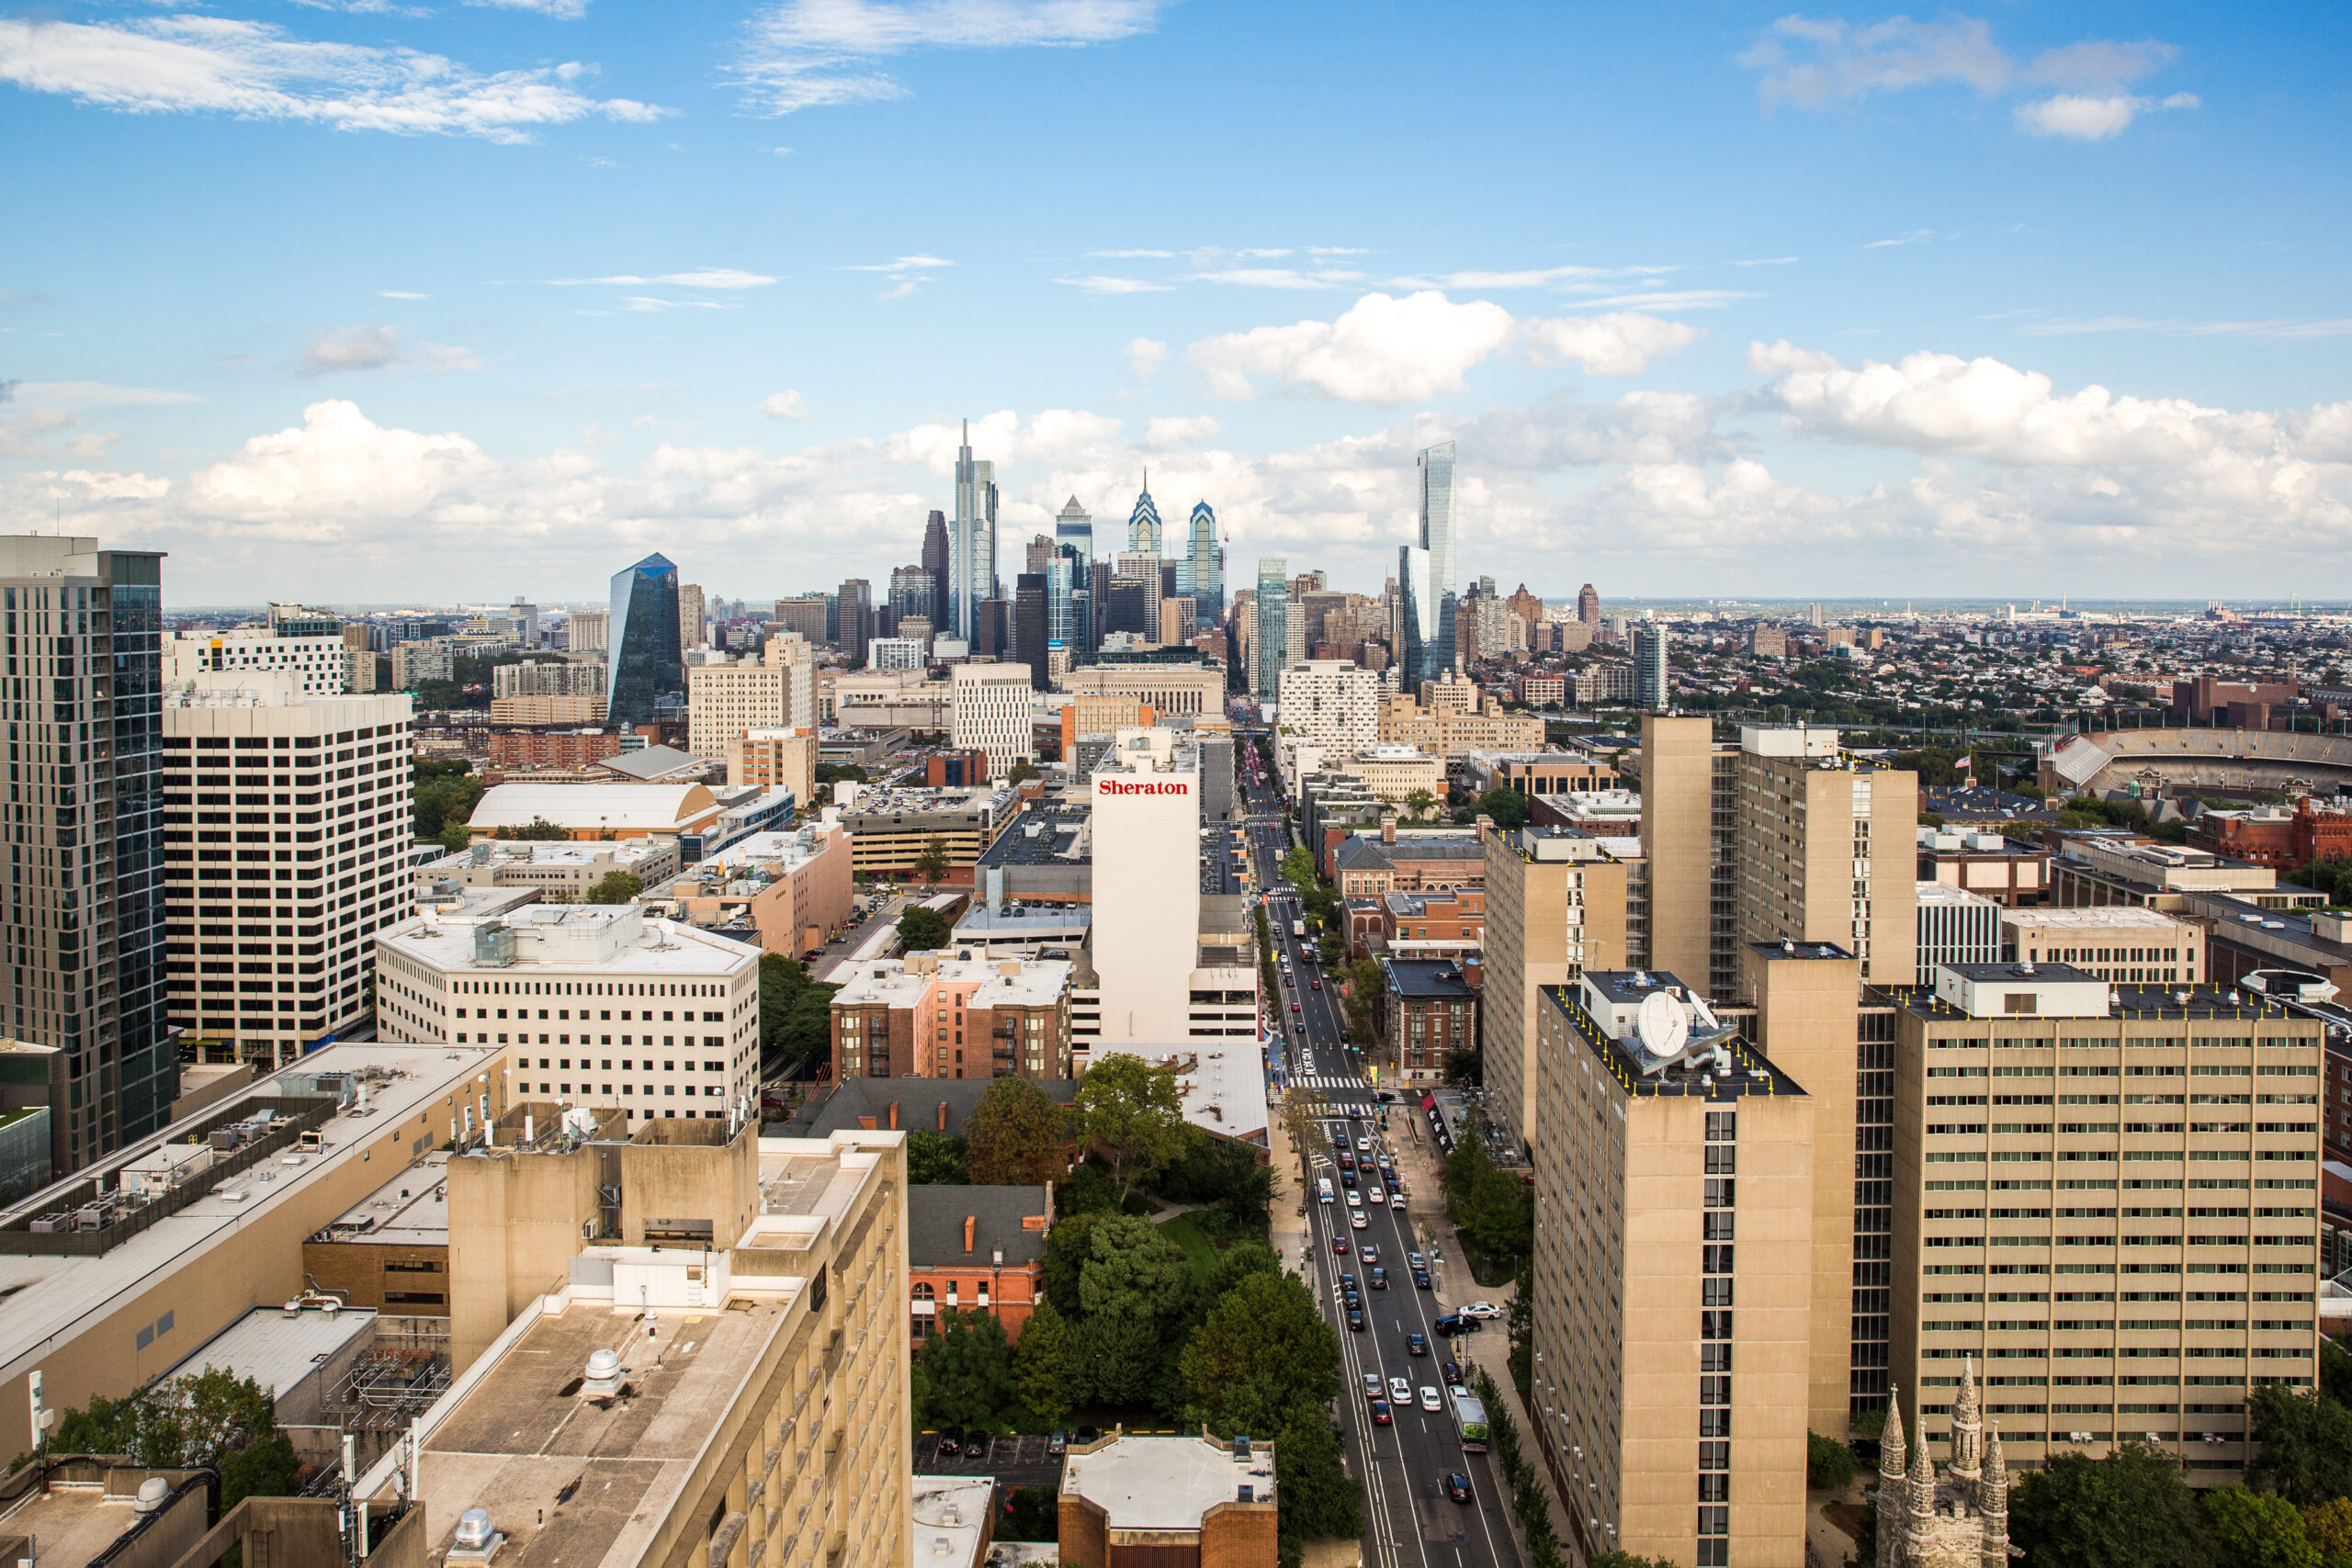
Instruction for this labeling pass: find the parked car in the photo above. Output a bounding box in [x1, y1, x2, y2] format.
[1408, 1252, 1426, 1270]
[1074, 1425, 1101, 1446]
[1347, 1308, 1365, 1332]
[1047, 1430, 1068, 1455]
[1412, 1268, 1432, 1290]
[935, 1429, 964, 1458]
[1442, 1360, 1463, 1386]
[1339, 1273, 1358, 1292]
[1460, 1302, 1505, 1320]
[1434, 1314, 1468, 1337]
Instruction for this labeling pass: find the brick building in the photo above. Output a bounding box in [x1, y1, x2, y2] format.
[1328, 821, 1486, 895]
[1349, 887, 1486, 958]
[908, 1184, 1050, 1343]
[828, 953, 1074, 1081]
[1381, 957, 1480, 1083]
[1059, 1432, 1278, 1568]
[481, 728, 627, 771]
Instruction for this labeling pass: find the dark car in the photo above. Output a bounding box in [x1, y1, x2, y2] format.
[1339, 1273, 1358, 1292]
[1442, 1360, 1463, 1386]
[1412, 1268, 1432, 1290]
[1047, 1429, 1069, 1455]
[1434, 1314, 1468, 1337]
[1342, 1290, 1361, 1310]
[1407, 1332, 1429, 1357]
[1334, 1236, 1350, 1255]
[1075, 1425, 1102, 1446]
[1369, 1398, 1393, 1426]
[1369, 1267, 1389, 1290]
[935, 1428, 964, 1458]
[1443, 1473, 1473, 1505]
[1347, 1308, 1365, 1332]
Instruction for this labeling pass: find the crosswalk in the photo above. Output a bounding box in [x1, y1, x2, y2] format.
[1293, 1075, 1374, 1092]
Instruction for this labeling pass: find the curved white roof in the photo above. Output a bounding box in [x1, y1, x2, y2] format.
[469, 782, 717, 831]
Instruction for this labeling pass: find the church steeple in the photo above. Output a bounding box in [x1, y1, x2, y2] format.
[1951, 1355, 1984, 1483]
[1879, 1387, 1909, 1568]
[1980, 1424, 2010, 1568]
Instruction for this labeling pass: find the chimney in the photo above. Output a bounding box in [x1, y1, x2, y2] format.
[964, 1215, 976, 1254]
[888, 1100, 900, 1129]
[856, 1115, 877, 1131]
[1381, 815, 1396, 845]
[937, 1100, 949, 1132]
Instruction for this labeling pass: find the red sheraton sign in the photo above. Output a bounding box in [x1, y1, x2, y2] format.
[1097, 779, 1191, 795]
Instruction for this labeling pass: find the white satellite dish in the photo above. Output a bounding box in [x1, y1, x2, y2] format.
[1636, 990, 1689, 1060]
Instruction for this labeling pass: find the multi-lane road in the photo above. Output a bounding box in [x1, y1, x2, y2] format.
[1234, 733, 1520, 1568]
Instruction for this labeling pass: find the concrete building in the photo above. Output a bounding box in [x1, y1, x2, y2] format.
[1640, 716, 1740, 1001]
[163, 672, 415, 1069]
[1089, 730, 1203, 1045]
[870, 636, 928, 671]
[372, 904, 762, 1125]
[2050, 836, 2287, 913]
[566, 605, 609, 652]
[1376, 696, 1546, 760]
[837, 784, 1018, 881]
[909, 1183, 1051, 1343]
[480, 728, 627, 772]
[1917, 829, 2051, 908]
[1061, 661, 1226, 718]
[1997, 905, 2203, 987]
[830, 953, 1074, 1081]
[1276, 659, 1379, 755]
[730, 725, 819, 807]
[1735, 725, 1919, 993]
[687, 639, 816, 764]
[1531, 971, 1814, 1568]
[1917, 883, 2003, 985]
[465, 782, 725, 843]
[1334, 744, 1444, 805]
[492, 659, 605, 699]
[0, 536, 172, 1170]
[950, 662, 1035, 774]
[1059, 1431, 1277, 1568]
[1480, 825, 1629, 1156]
[1460, 750, 1617, 801]
[650, 823, 855, 956]
[1890, 964, 2325, 1484]
[1634, 624, 1669, 710]
[678, 581, 707, 651]
[484, 694, 606, 727]
[166, 627, 352, 696]
[411, 838, 680, 902]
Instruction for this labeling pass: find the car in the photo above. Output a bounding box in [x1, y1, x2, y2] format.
[1362, 1371, 1383, 1395]
[1333, 1236, 1350, 1255]
[1407, 1333, 1429, 1357]
[1365, 1187, 1385, 1206]
[1434, 1314, 1468, 1337]
[1356, 1137, 1371, 1152]
[1346, 1308, 1365, 1332]
[1359, 1245, 1380, 1266]
[1350, 1211, 1368, 1230]
[1339, 1273, 1358, 1292]
[1312, 979, 1323, 990]
[1419, 1386, 1442, 1412]
[1369, 1397, 1393, 1426]
[935, 1428, 963, 1458]
[1460, 1302, 1506, 1320]
[1291, 1002, 1302, 1012]
[1408, 1252, 1427, 1270]
[1412, 1267, 1431, 1289]
[1389, 1375, 1413, 1402]
[1443, 1473, 1473, 1505]
[1047, 1429, 1068, 1455]
[1370, 1267, 1389, 1290]
[1345, 1187, 1362, 1206]
[1442, 1359, 1463, 1386]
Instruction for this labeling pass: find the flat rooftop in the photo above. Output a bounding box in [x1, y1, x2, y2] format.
[2001, 906, 2193, 930]
[1886, 976, 2321, 1025]
[161, 1302, 379, 1393]
[377, 906, 758, 977]
[976, 814, 1091, 867]
[1062, 1433, 1274, 1530]
[316, 1149, 451, 1246]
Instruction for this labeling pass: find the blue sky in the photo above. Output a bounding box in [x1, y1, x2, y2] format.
[2, 0, 2346, 605]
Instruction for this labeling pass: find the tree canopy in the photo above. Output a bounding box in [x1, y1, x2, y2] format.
[912, 836, 953, 886]
[51, 1369, 300, 1510]
[915, 1308, 1017, 1431]
[2007, 1442, 2208, 1568]
[2249, 1384, 2352, 1506]
[964, 1077, 1069, 1187]
[898, 905, 953, 953]
[758, 953, 837, 1079]
[1013, 1297, 1072, 1427]
[1179, 1271, 1341, 1438]
[906, 1130, 967, 1185]
[1073, 1054, 1191, 1201]
[586, 870, 642, 906]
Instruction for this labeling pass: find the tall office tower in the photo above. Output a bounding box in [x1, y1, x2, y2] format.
[1013, 573, 1049, 690]
[1890, 964, 2324, 1486]
[949, 662, 1035, 775]
[163, 672, 413, 1072]
[1126, 476, 1163, 557]
[568, 605, 609, 652]
[1252, 559, 1289, 703]
[951, 421, 998, 641]
[922, 506, 951, 585]
[1577, 582, 1601, 636]
[678, 582, 707, 653]
[1735, 726, 1918, 990]
[889, 564, 938, 628]
[1046, 554, 1077, 649]
[837, 578, 873, 667]
[975, 598, 1009, 660]
[607, 552, 684, 727]
[1418, 441, 1459, 678]
[774, 595, 829, 647]
[1186, 502, 1221, 625]
[1634, 624, 1670, 710]
[1479, 824, 1628, 1158]
[1531, 972, 1814, 1568]
[1024, 534, 1053, 574]
[0, 536, 170, 1169]
[1090, 733, 1201, 1043]
[1397, 545, 1441, 690]
[1640, 714, 1742, 1001]
[1055, 495, 1094, 570]
[687, 637, 814, 762]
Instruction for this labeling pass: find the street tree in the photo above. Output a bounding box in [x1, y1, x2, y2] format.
[964, 1077, 1070, 1186]
[898, 904, 953, 953]
[912, 836, 952, 886]
[1272, 1416, 1362, 1568]
[1013, 1297, 1072, 1427]
[1073, 1054, 1189, 1201]
[2249, 1384, 2352, 1505]
[915, 1308, 1016, 1430]
[1179, 1272, 1341, 1438]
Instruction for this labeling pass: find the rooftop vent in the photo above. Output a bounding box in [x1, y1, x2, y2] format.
[449, 1508, 503, 1562]
[133, 1477, 172, 1515]
[583, 1348, 623, 1396]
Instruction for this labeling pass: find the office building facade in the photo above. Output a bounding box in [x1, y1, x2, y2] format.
[1735, 726, 1918, 990]
[949, 663, 1035, 775]
[607, 552, 684, 728]
[951, 422, 998, 642]
[1253, 558, 1289, 703]
[1480, 824, 1628, 1157]
[1635, 625, 1670, 710]
[1186, 501, 1221, 625]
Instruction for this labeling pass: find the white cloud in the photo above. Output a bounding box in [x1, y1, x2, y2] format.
[1191, 267, 1364, 289]
[1125, 338, 1167, 384]
[1087, 249, 1173, 258]
[759, 389, 811, 420]
[297, 324, 478, 377]
[2015, 91, 2198, 141]
[1385, 264, 1676, 292]
[1188, 292, 1700, 404]
[0, 16, 667, 142]
[551, 268, 777, 288]
[842, 254, 951, 299]
[2011, 313, 2352, 340]
[376, 289, 427, 299]
[10, 381, 199, 408]
[1582, 289, 1756, 310]
[733, 0, 1157, 114]
[1145, 415, 1219, 446]
[616, 296, 735, 312]
[467, 0, 591, 17]
[2023, 39, 2177, 90]
[1056, 275, 1174, 295]
[1866, 230, 1935, 249]
[1734, 256, 1799, 267]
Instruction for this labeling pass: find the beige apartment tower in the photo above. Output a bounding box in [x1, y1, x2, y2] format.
[686, 637, 814, 762]
[731, 726, 819, 807]
[1480, 822, 1627, 1158]
[1532, 972, 1814, 1568]
[1735, 726, 1917, 991]
[1639, 716, 1739, 1000]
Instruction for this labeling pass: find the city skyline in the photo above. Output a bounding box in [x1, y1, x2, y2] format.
[1, 5, 2345, 604]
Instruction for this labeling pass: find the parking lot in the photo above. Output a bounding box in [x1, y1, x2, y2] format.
[916, 1431, 1065, 1487]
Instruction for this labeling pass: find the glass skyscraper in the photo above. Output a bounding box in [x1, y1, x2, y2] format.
[1414, 440, 1459, 685]
[606, 552, 683, 727]
[952, 422, 998, 643]
[1055, 496, 1094, 572]
[1398, 545, 1439, 694]
[1185, 502, 1221, 626]
[1126, 478, 1162, 557]
[1253, 558, 1288, 703]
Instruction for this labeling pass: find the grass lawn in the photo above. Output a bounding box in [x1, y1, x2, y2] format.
[1158, 1213, 1220, 1287]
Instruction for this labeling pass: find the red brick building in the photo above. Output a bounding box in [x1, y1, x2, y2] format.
[909, 1185, 1050, 1344]
[1059, 1433, 1280, 1568]
[2191, 796, 2352, 872]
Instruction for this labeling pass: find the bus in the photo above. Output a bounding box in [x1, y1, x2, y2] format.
[1292, 920, 1306, 939]
[1452, 1390, 1489, 1453]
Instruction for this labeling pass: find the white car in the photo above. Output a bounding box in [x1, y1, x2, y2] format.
[1345, 1189, 1362, 1208]
[1459, 1302, 1506, 1320]
[1350, 1211, 1368, 1230]
[1389, 1376, 1413, 1403]
[1365, 1187, 1385, 1206]
[1419, 1386, 1442, 1412]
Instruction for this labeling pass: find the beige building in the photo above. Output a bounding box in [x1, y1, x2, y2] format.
[1999, 906, 2203, 987]
[1378, 694, 1546, 759]
[652, 823, 856, 958]
[1735, 726, 1918, 992]
[1479, 824, 1628, 1158]
[567, 605, 609, 651]
[413, 837, 682, 901]
[1532, 971, 1814, 1568]
[165, 628, 352, 696]
[1336, 744, 1444, 804]
[486, 694, 606, 726]
[163, 672, 415, 1070]
[731, 726, 820, 807]
[688, 639, 816, 763]
[1059, 1432, 1278, 1568]
[492, 659, 605, 699]
[679, 581, 707, 650]
[1892, 963, 2325, 1483]
[1638, 715, 1740, 1000]
[1277, 659, 1380, 753]
[372, 903, 763, 1127]
[1060, 661, 1226, 717]
[949, 662, 1035, 774]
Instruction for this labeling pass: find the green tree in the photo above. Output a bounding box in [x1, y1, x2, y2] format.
[1403, 788, 1435, 822]
[586, 870, 643, 905]
[1154, 1129, 1276, 1228]
[1013, 1297, 1072, 1427]
[1207, 1236, 1281, 1298]
[1073, 1054, 1190, 1202]
[438, 820, 473, 854]
[906, 1130, 968, 1185]
[1442, 1045, 1483, 1088]
[1589, 1555, 1679, 1568]
[1442, 1128, 1532, 1274]
[1272, 1415, 1362, 1568]
[999, 1485, 1059, 1542]
[965, 1077, 1070, 1187]
[1042, 1210, 1107, 1315]
[1007, 760, 1040, 785]
[2205, 1487, 2320, 1568]
[1464, 787, 1531, 830]
[1506, 1263, 1532, 1401]
[2007, 1442, 2208, 1568]
[2299, 1497, 2352, 1562]
[1076, 1213, 1194, 1321]
[1065, 1310, 1162, 1406]
[1179, 1272, 1342, 1438]
[1808, 1430, 1859, 1491]
[898, 905, 953, 953]
[758, 953, 838, 1079]
[916, 1308, 1017, 1430]
[493, 817, 571, 841]
[912, 836, 953, 886]
[2249, 1385, 2352, 1506]
[413, 758, 485, 840]
[49, 1369, 300, 1511]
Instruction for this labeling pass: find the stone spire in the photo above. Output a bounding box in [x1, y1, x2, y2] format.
[1879, 1387, 1908, 1568]
[1951, 1355, 1984, 1484]
[1905, 1409, 1939, 1557]
[1980, 1423, 2010, 1568]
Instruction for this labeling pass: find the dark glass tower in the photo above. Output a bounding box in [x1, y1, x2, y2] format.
[606, 553, 683, 728]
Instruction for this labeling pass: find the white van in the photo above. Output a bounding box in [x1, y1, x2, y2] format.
[1317, 1178, 1334, 1204]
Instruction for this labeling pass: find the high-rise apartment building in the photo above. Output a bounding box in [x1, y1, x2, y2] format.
[1635, 625, 1670, 710]
[567, 605, 609, 652]
[1090, 733, 1202, 1043]
[730, 727, 818, 806]
[949, 662, 1034, 775]
[165, 627, 351, 696]
[1532, 971, 1814, 1568]
[163, 671, 414, 1070]
[1479, 824, 1629, 1157]
[607, 552, 684, 727]
[1253, 559, 1288, 703]
[1734, 726, 1917, 990]
[951, 421, 998, 642]
[0, 536, 171, 1169]
[1640, 715, 1742, 1002]
[830, 953, 1074, 1081]
[1416, 441, 1459, 680]
[1275, 660, 1380, 755]
[678, 582, 707, 653]
[773, 595, 828, 647]
[492, 659, 605, 699]
[1186, 502, 1222, 625]
[687, 638, 816, 763]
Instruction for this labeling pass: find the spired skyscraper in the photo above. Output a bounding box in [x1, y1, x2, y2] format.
[1182, 501, 1222, 626]
[1409, 440, 1459, 686]
[1125, 477, 1163, 557]
[951, 423, 998, 643]
[606, 552, 683, 727]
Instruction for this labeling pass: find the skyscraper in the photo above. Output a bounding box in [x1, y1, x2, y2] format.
[1253, 558, 1288, 703]
[922, 507, 951, 588]
[1634, 624, 1668, 710]
[1397, 545, 1438, 692]
[1417, 440, 1458, 680]
[678, 582, 707, 653]
[888, 564, 937, 628]
[607, 552, 683, 728]
[1055, 496, 1094, 571]
[0, 536, 171, 1171]
[951, 422, 997, 642]
[1014, 572, 1049, 690]
[837, 578, 873, 667]
[1126, 475, 1162, 557]
[1186, 502, 1221, 626]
